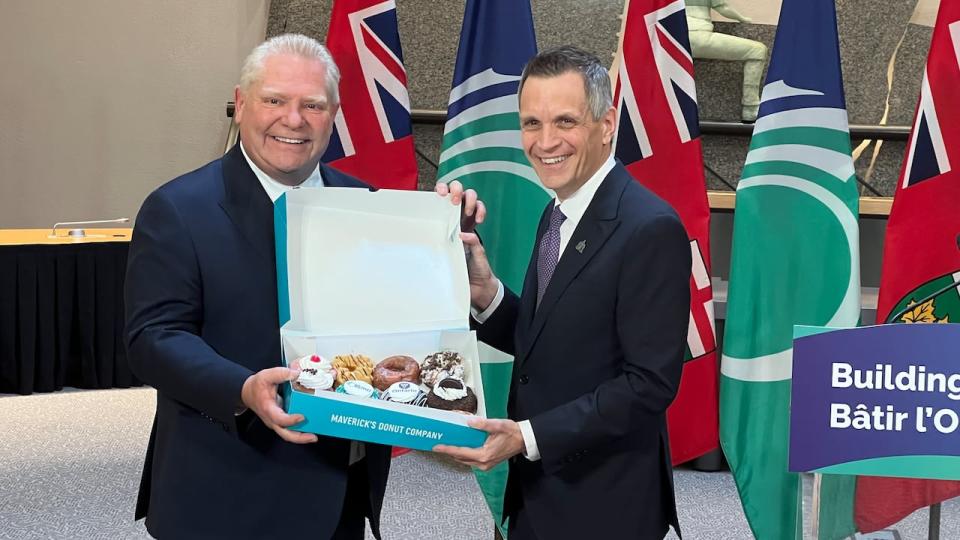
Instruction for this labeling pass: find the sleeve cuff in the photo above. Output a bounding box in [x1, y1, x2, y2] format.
[470, 279, 504, 324]
[518, 419, 541, 461]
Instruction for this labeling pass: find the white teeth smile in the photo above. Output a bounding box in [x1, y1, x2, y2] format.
[273, 136, 305, 144]
[541, 155, 568, 165]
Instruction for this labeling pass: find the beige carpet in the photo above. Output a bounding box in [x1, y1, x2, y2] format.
[2, 387, 955, 539]
[0, 388, 494, 540]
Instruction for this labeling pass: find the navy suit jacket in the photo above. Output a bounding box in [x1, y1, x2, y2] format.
[478, 162, 690, 539]
[124, 144, 391, 539]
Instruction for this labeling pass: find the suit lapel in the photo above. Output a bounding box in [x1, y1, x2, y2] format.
[218, 149, 366, 264]
[219, 144, 276, 264]
[518, 164, 630, 364]
[319, 162, 353, 188]
[515, 202, 553, 355]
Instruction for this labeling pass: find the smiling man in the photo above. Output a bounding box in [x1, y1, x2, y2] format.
[233, 46, 338, 186]
[435, 46, 691, 540]
[124, 34, 395, 539]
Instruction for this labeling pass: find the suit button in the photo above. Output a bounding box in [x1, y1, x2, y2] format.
[519, 375, 529, 384]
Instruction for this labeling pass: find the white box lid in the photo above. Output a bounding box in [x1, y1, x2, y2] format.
[276, 187, 469, 336]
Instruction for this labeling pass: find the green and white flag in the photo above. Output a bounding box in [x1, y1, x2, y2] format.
[718, 0, 860, 538]
[436, 0, 542, 533]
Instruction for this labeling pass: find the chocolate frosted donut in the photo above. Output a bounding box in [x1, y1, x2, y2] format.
[371, 355, 421, 391]
[426, 377, 478, 414]
[421, 351, 465, 388]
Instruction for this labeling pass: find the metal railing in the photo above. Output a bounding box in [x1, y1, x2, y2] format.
[224, 102, 904, 216]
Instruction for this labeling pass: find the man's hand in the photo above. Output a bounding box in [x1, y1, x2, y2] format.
[241, 367, 318, 444]
[435, 180, 486, 234]
[460, 232, 499, 312]
[433, 418, 524, 471]
[435, 181, 499, 311]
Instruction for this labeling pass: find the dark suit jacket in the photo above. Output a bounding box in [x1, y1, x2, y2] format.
[124, 144, 391, 539]
[478, 162, 690, 539]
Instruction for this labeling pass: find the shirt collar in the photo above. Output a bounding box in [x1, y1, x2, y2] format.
[555, 152, 616, 225]
[240, 142, 324, 202]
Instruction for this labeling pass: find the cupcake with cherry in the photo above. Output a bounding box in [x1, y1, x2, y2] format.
[291, 354, 336, 394]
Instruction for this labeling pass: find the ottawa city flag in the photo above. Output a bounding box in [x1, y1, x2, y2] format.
[718, 0, 861, 538]
[435, 0, 542, 534]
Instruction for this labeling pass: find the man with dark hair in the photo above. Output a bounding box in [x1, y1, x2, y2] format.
[436, 46, 690, 539]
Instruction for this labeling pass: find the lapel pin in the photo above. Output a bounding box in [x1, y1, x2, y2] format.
[575, 240, 586, 253]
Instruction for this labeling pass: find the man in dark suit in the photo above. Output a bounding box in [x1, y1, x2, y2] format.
[435, 46, 691, 539]
[125, 34, 398, 539]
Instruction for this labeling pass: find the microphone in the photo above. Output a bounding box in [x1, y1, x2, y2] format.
[885, 232, 960, 324]
[50, 218, 130, 239]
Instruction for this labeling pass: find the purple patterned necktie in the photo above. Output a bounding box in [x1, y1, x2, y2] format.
[536, 205, 566, 305]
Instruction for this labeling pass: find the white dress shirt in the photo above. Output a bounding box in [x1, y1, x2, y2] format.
[240, 146, 365, 465]
[473, 153, 616, 461]
[240, 143, 324, 201]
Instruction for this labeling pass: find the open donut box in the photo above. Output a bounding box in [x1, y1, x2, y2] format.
[274, 187, 487, 451]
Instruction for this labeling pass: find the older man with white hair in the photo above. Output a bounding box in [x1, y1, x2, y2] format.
[124, 34, 486, 539]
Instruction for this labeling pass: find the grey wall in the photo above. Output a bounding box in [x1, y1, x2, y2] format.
[0, 1, 269, 228]
[267, 0, 934, 198]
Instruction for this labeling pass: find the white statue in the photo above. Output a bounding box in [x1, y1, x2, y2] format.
[687, 0, 767, 122]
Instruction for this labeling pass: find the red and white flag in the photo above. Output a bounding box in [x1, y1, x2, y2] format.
[322, 0, 418, 189]
[856, 0, 960, 532]
[611, 0, 718, 464]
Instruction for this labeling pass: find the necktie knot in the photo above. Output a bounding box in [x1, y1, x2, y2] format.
[549, 206, 566, 229]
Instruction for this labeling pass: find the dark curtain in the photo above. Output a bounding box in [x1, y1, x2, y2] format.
[0, 243, 140, 394]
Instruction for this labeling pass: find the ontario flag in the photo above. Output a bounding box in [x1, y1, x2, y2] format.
[856, 0, 960, 533]
[321, 0, 418, 189]
[611, 0, 718, 465]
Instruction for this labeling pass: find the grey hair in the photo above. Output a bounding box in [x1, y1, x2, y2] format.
[518, 45, 612, 121]
[239, 33, 341, 105]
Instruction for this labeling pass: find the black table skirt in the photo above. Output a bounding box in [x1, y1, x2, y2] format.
[0, 242, 141, 394]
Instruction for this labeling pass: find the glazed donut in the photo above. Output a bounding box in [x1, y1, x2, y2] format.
[371, 355, 421, 391]
[332, 354, 374, 387]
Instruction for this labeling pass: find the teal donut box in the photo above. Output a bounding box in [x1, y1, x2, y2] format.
[282, 381, 487, 451]
[275, 187, 489, 451]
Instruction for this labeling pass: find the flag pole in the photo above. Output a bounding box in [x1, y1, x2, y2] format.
[928, 502, 941, 540]
[811, 473, 822, 540]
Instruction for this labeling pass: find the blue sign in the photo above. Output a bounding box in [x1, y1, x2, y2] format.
[790, 324, 960, 480]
